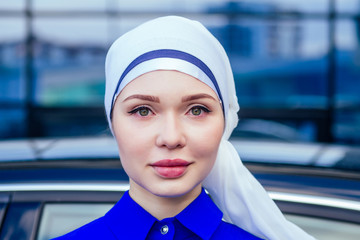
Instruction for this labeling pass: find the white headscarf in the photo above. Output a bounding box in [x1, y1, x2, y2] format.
[105, 16, 315, 240]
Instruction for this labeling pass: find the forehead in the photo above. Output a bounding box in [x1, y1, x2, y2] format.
[118, 70, 219, 98]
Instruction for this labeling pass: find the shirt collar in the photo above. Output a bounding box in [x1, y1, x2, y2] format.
[104, 191, 156, 239]
[103, 188, 223, 240]
[176, 188, 223, 240]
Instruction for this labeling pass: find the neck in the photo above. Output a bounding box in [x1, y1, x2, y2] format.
[128, 180, 202, 220]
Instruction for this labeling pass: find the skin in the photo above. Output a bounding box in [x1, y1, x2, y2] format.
[112, 70, 224, 220]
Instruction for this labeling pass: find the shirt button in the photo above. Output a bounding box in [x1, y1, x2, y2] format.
[160, 225, 169, 235]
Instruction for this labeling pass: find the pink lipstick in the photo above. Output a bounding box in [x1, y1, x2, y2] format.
[150, 159, 191, 178]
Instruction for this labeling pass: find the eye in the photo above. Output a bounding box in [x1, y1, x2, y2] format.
[189, 106, 210, 116]
[138, 108, 150, 116]
[128, 106, 152, 117]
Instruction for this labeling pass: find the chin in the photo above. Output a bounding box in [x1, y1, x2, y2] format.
[149, 182, 201, 199]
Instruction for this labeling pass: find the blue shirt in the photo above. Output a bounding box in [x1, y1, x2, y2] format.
[53, 189, 262, 239]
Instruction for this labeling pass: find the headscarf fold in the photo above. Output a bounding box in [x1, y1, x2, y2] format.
[105, 16, 315, 240]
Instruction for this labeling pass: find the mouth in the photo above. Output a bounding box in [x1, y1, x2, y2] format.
[150, 159, 192, 178]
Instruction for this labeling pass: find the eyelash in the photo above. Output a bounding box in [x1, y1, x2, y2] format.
[188, 105, 211, 116]
[128, 106, 153, 116]
[127, 105, 211, 117]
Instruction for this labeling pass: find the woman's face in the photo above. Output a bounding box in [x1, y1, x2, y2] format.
[112, 70, 224, 198]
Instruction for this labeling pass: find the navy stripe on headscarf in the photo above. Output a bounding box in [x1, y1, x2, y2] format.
[110, 49, 224, 119]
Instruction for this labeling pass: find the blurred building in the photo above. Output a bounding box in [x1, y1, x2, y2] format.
[0, 0, 360, 144]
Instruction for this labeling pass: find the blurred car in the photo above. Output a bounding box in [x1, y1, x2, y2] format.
[0, 136, 359, 240]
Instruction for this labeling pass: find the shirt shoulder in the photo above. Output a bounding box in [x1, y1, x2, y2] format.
[211, 221, 263, 240]
[51, 216, 116, 240]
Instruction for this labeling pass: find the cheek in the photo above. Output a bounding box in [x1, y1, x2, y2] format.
[113, 119, 152, 169]
[115, 133, 143, 180]
[113, 119, 137, 167]
[189, 119, 224, 159]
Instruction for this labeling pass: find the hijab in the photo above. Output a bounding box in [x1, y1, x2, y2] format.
[105, 16, 315, 240]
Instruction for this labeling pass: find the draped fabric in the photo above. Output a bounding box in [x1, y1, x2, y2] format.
[104, 16, 315, 240]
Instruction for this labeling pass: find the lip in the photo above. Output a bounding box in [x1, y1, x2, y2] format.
[150, 159, 191, 178]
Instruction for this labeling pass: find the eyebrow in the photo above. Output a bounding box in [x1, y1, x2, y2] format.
[122, 94, 160, 103]
[182, 93, 217, 102]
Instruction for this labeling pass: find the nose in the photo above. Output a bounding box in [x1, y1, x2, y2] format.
[155, 113, 186, 149]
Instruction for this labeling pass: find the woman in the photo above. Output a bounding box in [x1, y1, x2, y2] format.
[54, 16, 314, 239]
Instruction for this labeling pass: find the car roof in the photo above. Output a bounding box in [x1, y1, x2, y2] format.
[1, 136, 359, 172]
[0, 136, 119, 162]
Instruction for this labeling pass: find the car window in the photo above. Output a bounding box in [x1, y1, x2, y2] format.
[285, 214, 360, 240]
[36, 203, 113, 240]
[0, 193, 9, 227]
[0, 202, 41, 240]
[0, 202, 7, 227]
